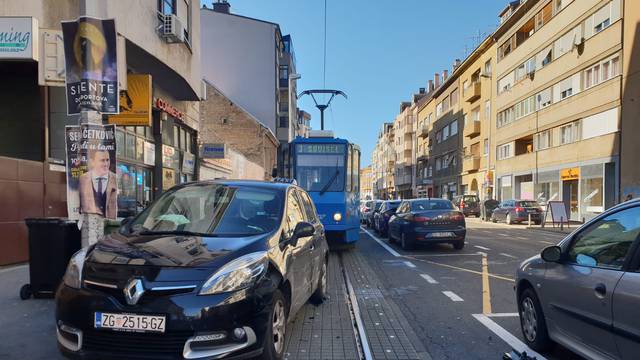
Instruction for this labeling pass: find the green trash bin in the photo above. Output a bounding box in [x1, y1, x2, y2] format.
[21, 218, 81, 300]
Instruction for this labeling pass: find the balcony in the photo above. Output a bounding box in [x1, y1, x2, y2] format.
[403, 141, 412, 151]
[464, 82, 481, 103]
[396, 174, 412, 186]
[417, 150, 428, 161]
[279, 78, 289, 88]
[464, 121, 481, 138]
[418, 124, 429, 138]
[463, 155, 481, 172]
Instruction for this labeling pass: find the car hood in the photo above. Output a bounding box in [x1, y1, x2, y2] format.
[86, 231, 271, 268]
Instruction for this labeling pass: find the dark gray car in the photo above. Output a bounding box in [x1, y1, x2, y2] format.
[515, 199, 640, 360]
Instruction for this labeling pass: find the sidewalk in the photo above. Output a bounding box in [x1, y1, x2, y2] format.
[465, 217, 573, 235]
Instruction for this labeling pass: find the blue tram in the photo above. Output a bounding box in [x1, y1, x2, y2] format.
[290, 135, 361, 245]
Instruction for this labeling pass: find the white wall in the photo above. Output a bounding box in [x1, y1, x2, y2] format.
[200, 9, 277, 132]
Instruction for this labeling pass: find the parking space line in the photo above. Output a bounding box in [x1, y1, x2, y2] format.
[487, 313, 519, 317]
[499, 253, 517, 259]
[472, 314, 547, 360]
[360, 227, 401, 257]
[539, 240, 555, 245]
[442, 291, 464, 302]
[474, 245, 491, 251]
[406, 256, 516, 283]
[404, 261, 416, 268]
[481, 254, 492, 315]
[498, 233, 510, 237]
[420, 274, 439, 284]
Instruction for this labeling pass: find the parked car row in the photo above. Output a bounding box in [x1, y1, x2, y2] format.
[365, 198, 466, 251]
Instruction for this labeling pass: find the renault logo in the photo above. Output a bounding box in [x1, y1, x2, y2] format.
[124, 278, 145, 305]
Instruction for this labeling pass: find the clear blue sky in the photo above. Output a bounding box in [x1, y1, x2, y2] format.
[202, 0, 509, 166]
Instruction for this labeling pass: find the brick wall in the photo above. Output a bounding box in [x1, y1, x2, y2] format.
[200, 82, 279, 179]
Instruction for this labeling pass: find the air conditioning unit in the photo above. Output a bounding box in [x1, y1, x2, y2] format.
[161, 14, 184, 43]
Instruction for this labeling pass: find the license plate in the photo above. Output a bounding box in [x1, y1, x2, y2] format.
[429, 232, 454, 238]
[95, 312, 166, 333]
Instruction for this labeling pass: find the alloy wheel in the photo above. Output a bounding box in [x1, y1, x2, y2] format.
[521, 297, 538, 342]
[272, 299, 286, 355]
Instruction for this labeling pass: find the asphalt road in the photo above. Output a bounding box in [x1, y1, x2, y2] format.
[357, 218, 584, 360]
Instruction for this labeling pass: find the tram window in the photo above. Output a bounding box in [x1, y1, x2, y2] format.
[346, 146, 353, 191]
[353, 149, 360, 192]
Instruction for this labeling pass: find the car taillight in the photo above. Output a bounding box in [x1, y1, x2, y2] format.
[515, 207, 524, 213]
[414, 216, 431, 223]
[459, 200, 465, 209]
[449, 212, 464, 221]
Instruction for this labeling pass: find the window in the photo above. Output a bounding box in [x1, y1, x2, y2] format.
[279, 116, 288, 128]
[560, 121, 581, 145]
[285, 190, 306, 238]
[436, 157, 442, 171]
[279, 65, 288, 80]
[443, 124, 450, 139]
[427, 166, 433, 177]
[484, 59, 492, 76]
[534, 130, 551, 150]
[450, 120, 458, 136]
[159, 0, 176, 15]
[483, 139, 489, 155]
[484, 100, 491, 120]
[436, 102, 443, 118]
[298, 190, 318, 223]
[442, 95, 450, 113]
[450, 88, 459, 107]
[567, 206, 640, 270]
[497, 71, 514, 95]
[536, 88, 552, 109]
[515, 63, 526, 82]
[593, 6, 611, 34]
[525, 57, 536, 75]
[497, 143, 513, 160]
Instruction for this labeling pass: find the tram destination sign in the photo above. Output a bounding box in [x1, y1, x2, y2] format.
[296, 144, 345, 154]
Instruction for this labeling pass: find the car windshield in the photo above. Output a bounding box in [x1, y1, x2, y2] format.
[411, 200, 454, 211]
[388, 201, 401, 209]
[129, 184, 284, 237]
[517, 201, 540, 208]
[374, 201, 384, 210]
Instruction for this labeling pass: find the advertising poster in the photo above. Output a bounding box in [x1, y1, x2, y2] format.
[65, 124, 118, 220]
[61, 16, 118, 114]
[109, 74, 152, 126]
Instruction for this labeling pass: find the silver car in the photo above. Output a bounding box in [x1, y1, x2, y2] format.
[515, 199, 640, 360]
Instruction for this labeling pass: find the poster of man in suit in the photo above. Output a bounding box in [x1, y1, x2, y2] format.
[65, 124, 118, 220]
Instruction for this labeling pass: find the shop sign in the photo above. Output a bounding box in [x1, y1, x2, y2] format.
[61, 16, 119, 114]
[155, 98, 184, 121]
[162, 145, 177, 168]
[65, 124, 118, 221]
[109, 74, 152, 126]
[162, 168, 175, 190]
[182, 152, 195, 175]
[560, 167, 580, 181]
[143, 141, 155, 166]
[0, 17, 38, 60]
[202, 143, 225, 159]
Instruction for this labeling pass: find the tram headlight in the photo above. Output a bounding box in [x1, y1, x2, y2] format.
[333, 212, 343, 222]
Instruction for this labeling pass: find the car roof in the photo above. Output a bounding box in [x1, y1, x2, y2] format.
[172, 179, 295, 192]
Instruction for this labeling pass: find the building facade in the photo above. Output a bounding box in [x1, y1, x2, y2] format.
[199, 81, 278, 181]
[493, 0, 624, 221]
[360, 166, 373, 200]
[0, 0, 202, 265]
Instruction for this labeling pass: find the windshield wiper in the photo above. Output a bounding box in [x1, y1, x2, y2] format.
[139, 230, 217, 237]
[320, 169, 340, 195]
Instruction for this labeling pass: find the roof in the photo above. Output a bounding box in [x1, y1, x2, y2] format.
[201, 6, 283, 38]
[291, 137, 350, 145]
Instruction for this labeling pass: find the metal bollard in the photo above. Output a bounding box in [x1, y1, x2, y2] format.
[561, 216, 564, 231]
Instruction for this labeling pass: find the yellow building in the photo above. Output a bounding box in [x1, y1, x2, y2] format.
[493, 0, 626, 221]
[360, 166, 373, 200]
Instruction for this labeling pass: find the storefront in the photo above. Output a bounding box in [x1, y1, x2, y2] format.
[497, 160, 616, 222]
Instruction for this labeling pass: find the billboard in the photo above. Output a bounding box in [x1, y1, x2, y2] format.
[61, 16, 118, 114]
[109, 74, 152, 126]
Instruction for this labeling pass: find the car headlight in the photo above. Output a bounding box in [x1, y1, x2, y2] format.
[63, 248, 88, 289]
[199, 252, 268, 295]
[333, 212, 343, 221]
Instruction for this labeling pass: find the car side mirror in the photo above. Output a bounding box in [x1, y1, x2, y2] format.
[541, 245, 562, 263]
[287, 222, 314, 247]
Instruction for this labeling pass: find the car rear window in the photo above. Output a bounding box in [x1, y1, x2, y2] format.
[411, 200, 454, 211]
[463, 195, 479, 205]
[374, 202, 383, 210]
[517, 201, 540, 208]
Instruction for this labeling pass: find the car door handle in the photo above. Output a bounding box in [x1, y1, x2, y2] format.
[594, 283, 607, 298]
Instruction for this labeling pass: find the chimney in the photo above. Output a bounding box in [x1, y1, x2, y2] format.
[428, 80, 434, 92]
[434, 73, 440, 88]
[443, 69, 449, 81]
[213, 0, 231, 13]
[419, 87, 426, 94]
[453, 59, 461, 71]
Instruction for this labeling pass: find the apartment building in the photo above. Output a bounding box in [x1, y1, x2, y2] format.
[493, 0, 630, 221]
[360, 166, 373, 200]
[0, 0, 202, 265]
[459, 38, 497, 200]
[372, 123, 395, 199]
[393, 102, 415, 199]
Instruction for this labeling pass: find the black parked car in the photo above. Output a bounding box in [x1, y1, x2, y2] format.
[55, 180, 329, 360]
[452, 194, 480, 217]
[387, 198, 466, 250]
[491, 199, 543, 225]
[365, 200, 383, 228]
[373, 200, 402, 236]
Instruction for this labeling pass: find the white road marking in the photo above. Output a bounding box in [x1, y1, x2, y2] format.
[472, 314, 547, 360]
[498, 233, 510, 237]
[474, 245, 491, 251]
[360, 227, 401, 257]
[410, 253, 481, 257]
[404, 261, 416, 268]
[442, 291, 464, 302]
[499, 253, 518, 259]
[0, 264, 27, 274]
[487, 312, 520, 317]
[539, 240, 555, 245]
[516, 236, 528, 240]
[420, 274, 439, 284]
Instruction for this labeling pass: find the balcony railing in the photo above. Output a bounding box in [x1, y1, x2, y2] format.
[396, 174, 413, 186]
[464, 120, 481, 138]
[463, 155, 481, 172]
[418, 124, 429, 138]
[464, 82, 481, 103]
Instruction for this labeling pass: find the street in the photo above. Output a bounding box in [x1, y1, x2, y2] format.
[0, 219, 585, 360]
